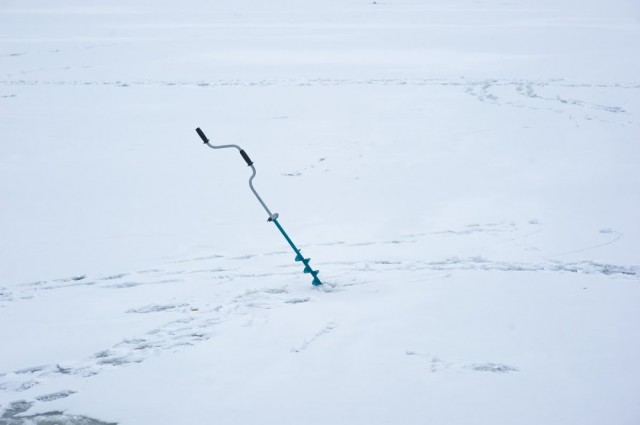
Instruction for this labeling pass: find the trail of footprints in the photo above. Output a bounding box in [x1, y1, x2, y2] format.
[1, 221, 635, 309]
[0, 283, 321, 420]
[1, 221, 637, 418]
[0, 286, 308, 393]
[464, 79, 632, 124]
[2, 77, 636, 127]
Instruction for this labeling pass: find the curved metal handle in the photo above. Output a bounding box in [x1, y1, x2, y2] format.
[196, 126, 275, 220]
[196, 127, 243, 151]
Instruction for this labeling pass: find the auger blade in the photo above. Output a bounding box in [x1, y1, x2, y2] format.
[304, 267, 319, 276]
[272, 217, 323, 286]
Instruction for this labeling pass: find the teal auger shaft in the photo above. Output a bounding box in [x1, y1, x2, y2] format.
[195, 127, 323, 287]
[272, 218, 322, 286]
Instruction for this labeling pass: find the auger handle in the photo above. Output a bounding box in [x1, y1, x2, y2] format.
[196, 127, 253, 166]
[196, 127, 209, 143]
[240, 150, 253, 166]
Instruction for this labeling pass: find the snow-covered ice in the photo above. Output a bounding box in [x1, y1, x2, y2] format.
[1, 0, 639, 424]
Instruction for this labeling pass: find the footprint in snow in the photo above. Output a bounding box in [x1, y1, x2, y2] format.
[406, 351, 518, 374]
[1, 400, 115, 425]
[467, 362, 518, 373]
[285, 297, 311, 304]
[292, 322, 337, 353]
[126, 303, 189, 314]
[35, 390, 77, 402]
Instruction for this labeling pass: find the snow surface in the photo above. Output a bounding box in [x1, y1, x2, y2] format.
[1, 0, 639, 424]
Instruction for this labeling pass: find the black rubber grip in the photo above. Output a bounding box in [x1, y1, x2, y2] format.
[240, 150, 253, 166]
[195, 127, 209, 143]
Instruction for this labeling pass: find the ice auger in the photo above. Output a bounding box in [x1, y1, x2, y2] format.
[195, 127, 322, 286]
